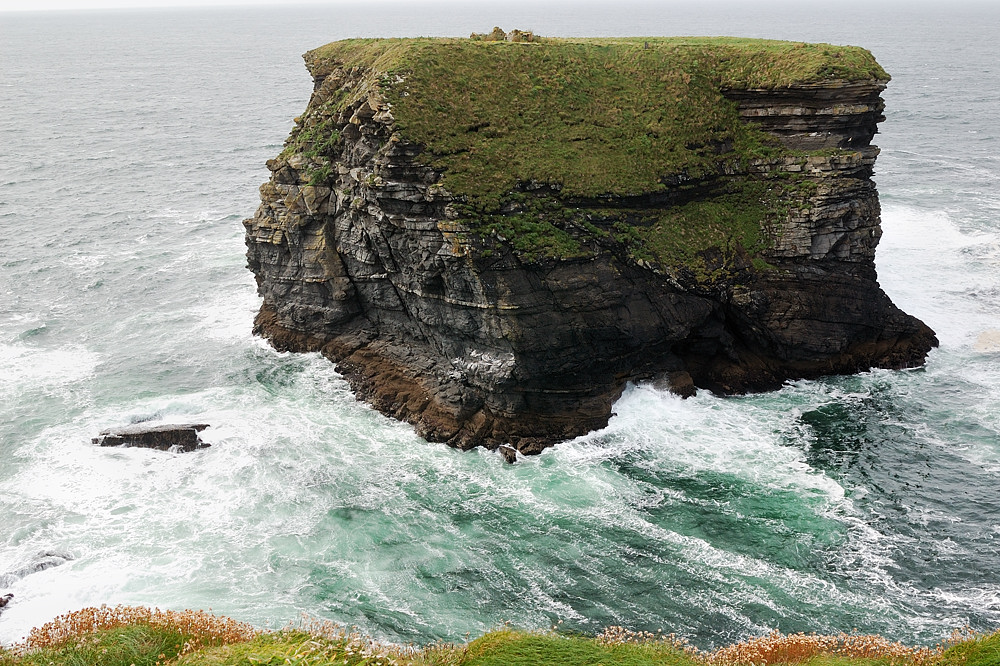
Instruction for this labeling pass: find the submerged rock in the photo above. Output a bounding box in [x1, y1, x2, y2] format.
[245, 36, 937, 455]
[0, 551, 75, 617]
[0, 551, 74, 589]
[93, 423, 210, 452]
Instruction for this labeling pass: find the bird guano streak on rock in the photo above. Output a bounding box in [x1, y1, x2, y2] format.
[244, 36, 937, 455]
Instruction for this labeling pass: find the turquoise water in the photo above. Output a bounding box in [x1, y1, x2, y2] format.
[1, 1, 999, 649]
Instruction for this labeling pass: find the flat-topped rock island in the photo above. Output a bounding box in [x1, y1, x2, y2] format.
[245, 32, 937, 454]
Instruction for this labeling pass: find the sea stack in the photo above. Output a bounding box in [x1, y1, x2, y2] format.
[245, 33, 937, 454]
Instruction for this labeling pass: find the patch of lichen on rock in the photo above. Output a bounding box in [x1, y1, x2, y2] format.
[299, 35, 887, 267]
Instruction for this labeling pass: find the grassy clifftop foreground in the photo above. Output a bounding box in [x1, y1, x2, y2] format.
[2, 606, 998, 666]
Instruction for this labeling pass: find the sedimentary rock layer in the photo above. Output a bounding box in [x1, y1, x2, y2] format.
[245, 37, 937, 454]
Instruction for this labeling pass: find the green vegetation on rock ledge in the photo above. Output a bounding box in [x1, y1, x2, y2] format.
[2, 606, 997, 666]
[292, 36, 884, 269]
[304, 36, 885, 201]
[460, 177, 785, 274]
[287, 35, 888, 268]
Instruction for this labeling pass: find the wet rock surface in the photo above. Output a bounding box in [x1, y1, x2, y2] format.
[499, 445, 518, 464]
[93, 423, 210, 451]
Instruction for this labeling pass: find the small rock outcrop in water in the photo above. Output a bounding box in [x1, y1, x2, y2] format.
[1, 551, 75, 616]
[0, 550, 74, 598]
[245, 36, 938, 455]
[0, 551, 74, 587]
[499, 445, 518, 464]
[93, 423, 210, 451]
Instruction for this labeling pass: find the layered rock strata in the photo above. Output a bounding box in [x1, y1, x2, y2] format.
[245, 38, 937, 454]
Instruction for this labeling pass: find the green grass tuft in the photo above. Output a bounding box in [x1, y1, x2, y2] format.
[174, 631, 385, 666]
[938, 631, 1000, 666]
[0, 624, 187, 666]
[3, 611, 999, 666]
[461, 628, 695, 666]
[797, 657, 894, 666]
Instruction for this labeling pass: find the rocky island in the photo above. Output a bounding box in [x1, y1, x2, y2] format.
[245, 33, 937, 454]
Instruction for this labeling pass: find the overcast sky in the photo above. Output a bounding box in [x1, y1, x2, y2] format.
[0, 0, 421, 11]
[0, 0, 972, 12]
[0, 0, 586, 11]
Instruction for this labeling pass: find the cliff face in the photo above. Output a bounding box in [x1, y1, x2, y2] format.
[245, 37, 937, 454]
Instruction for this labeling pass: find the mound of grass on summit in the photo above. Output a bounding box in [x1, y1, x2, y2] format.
[302, 35, 887, 206]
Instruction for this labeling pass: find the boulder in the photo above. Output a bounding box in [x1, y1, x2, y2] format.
[93, 423, 210, 451]
[499, 445, 518, 464]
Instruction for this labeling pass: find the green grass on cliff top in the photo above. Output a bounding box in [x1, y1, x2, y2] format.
[304, 36, 888, 208]
[5, 618, 1000, 666]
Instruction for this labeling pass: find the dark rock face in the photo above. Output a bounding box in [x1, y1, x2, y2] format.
[93, 424, 210, 452]
[245, 65, 936, 455]
[725, 81, 890, 150]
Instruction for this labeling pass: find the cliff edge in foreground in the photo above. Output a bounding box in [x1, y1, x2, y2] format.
[245, 34, 937, 454]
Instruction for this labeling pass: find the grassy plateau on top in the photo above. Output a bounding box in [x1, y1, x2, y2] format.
[304, 35, 886, 203]
[287, 34, 888, 271]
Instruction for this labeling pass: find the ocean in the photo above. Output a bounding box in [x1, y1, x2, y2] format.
[1, 0, 999, 649]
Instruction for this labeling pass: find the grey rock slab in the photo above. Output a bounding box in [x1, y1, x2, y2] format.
[93, 423, 210, 452]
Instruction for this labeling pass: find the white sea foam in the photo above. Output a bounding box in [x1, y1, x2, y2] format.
[0, 343, 100, 396]
[566, 385, 845, 501]
[879, 204, 1000, 348]
[0, 558, 134, 645]
[186, 281, 259, 342]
